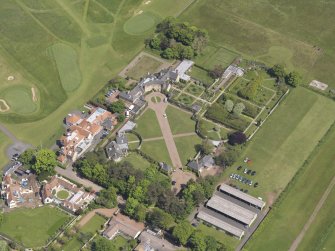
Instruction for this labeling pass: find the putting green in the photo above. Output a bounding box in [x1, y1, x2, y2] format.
[48, 43, 82, 93]
[0, 85, 37, 114]
[124, 12, 157, 35]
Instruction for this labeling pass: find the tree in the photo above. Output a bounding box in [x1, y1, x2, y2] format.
[161, 48, 176, 59]
[224, 99, 234, 113]
[146, 208, 174, 230]
[124, 197, 139, 218]
[0, 241, 8, 251]
[32, 149, 57, 175]
[18, 148, 36, 167]
[192, 30, 209, 54]
[205, 236, 225, 251]
[215, 146, 240, 167]
[180, 45, 194, 59]
[209, 65, 224, 79]
[188, 231, 206, 251]
[269, 64, 286, 82]
[118, 114, 125, 123]
[233, 102, 245, 116]
[228, 131, 247, 145]
[95, 187, 117, 208]
[172, 221, 194, 245]
[149, 37, 161, 50]
[134, 203, 147, 222]
[285, 71, 301, 87]
[91, 237, 114, 251]
[108, 100, 125, 114]
[200, 139, 213, 155]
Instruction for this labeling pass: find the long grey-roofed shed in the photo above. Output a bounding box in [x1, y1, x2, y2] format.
[206, 194, 257, 226]
[219, 184, 266, 210]
[197, 210, 245, 239]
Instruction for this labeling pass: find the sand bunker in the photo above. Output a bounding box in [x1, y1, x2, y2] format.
[31, 87, 37, 102]
[309, 80, 328, 91]
[135, 10, 143, 15]
[144, 0, 151, 4]
[0, 99, 10, 112]
[7, 75, 14, 81]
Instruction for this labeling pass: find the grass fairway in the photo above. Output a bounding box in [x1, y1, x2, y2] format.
[180, 0, 335, 87]
[1, 85, 37, 114]
[0, 206, 70, 248]
[135, 108, 162, 139]
[0, 132, 11, 168]
[141, 139, 172, 166]
[174, 135, 201, 166]
[0, 0, 193, 147]
[227, 88, 335, 200]
[166, 105, 195, 134]
[48, 43, 81, 92]
[246, 124, 335, 251]
[126, 55, 162, 80]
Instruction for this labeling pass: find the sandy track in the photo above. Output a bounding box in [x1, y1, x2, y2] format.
[289, 175, 335, 251]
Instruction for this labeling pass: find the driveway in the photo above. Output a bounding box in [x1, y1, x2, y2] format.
[0, 123, 32, 160]
[145, 92, 182, 168]
[55, 166, 103, 192]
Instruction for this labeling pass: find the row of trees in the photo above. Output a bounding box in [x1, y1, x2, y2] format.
[225, 99, 245, 116]
[269, 64, 302, 87]
[146, 17, 209, 60]
[76, 151, 217, 227]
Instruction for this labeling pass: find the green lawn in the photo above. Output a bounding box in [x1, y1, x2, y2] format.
[189, 66, 215, 87]
[166, 105, 196, 134]
[126, 55, 162, 80]
[80, 214, 106, 234]
[225, 87, 335, 200]
[56, 190, 70, 200]
[194, 45, 239, 70]
[0, 0, 193, 147]
[0, 132, 12, 169]
[197, 224, 239, 251]
[246, 124, 335, 251]
[141, 139, 172, 166]
[180, 0, 335, 88]
[135, 108, 162, 139]
[0, 206, 71, 248]
[174, 135, 202, 166]
[198, 119, 230, 140]
[121, 153, 151, 170]
[63, 214, 106, 251]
